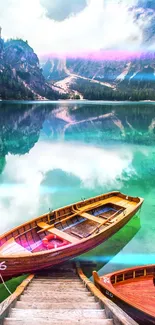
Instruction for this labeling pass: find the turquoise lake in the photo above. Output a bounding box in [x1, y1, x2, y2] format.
[0, 100, 155, 276]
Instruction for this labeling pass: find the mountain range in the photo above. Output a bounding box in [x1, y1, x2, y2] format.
[41, 52, 155, 101]
[39, 0, 155, 101]
[1, 37, 155, 100]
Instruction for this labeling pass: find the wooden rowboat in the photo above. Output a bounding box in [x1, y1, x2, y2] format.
[0, 191, 143, 279]
[93, 265, 155, 325]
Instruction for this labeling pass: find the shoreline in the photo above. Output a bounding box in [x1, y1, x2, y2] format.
[1, 99, 155, 104]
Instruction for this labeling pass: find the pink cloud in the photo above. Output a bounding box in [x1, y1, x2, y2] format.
[40, 49, 148, 62]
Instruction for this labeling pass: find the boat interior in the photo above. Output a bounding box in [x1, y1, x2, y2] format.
[0, 193, 139, 256]
[110, 266, 155, 316]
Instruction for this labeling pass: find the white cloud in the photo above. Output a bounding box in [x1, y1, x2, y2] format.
[102, 1, 142, 50]
[0, 141, 133, 233]
[0, 0, 152, 55]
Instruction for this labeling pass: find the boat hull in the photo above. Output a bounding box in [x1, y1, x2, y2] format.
[96, 282, 155, 325]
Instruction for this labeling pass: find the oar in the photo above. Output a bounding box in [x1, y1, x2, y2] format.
[85, 208, 123, 238]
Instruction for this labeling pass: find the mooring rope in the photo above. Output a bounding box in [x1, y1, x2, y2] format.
[0, 261, 12, 295]
[0, 273, 12, 295]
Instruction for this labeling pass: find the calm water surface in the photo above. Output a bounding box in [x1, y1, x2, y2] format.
[0, 100, 155, 275]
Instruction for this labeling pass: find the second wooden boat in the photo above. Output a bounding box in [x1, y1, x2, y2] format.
[0, 191, 143, 279]
[93, 265, 155, 325]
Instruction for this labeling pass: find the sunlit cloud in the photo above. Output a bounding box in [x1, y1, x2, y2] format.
[102, 0, 142, 51]
[0, 0, 155, 56]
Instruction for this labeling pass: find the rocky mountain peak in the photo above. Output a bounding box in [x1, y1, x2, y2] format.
[0, 39, 67, 100]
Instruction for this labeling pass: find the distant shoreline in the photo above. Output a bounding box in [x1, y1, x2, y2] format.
[1, 99, 155, 104]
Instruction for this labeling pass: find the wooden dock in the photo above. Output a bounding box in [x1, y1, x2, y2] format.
[0, 265, 138, 325]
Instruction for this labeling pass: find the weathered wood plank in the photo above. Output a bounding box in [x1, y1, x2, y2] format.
[20, 294, 94, 302]
[3, 318, 113, 325]
[25, 286, 87, 292]
[9, 308, 106, 320]
[80, 213, 102, 224]
[28, 282, 84, 288]
[48, 227, 79, 243]
[77, 268, 138, 325]
[15, 301, 101, 309]
[0, 275, 34, 323]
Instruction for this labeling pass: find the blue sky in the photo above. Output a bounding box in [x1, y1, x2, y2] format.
[0, 0, 154, 56]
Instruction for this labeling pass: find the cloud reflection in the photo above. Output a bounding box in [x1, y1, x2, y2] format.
[0, 141, 134, 233]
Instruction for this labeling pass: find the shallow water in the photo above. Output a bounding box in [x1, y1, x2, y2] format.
[0, 100, 155, 275]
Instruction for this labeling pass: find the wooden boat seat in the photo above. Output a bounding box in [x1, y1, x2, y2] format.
[115, 200, 136, 208]
[80, 213, 115, 225]
[37, 222, 51, 231]
[37, 222, 79, 244]
[77, 196, 121, 212]
[80, 212, 108, 224]
[0, 238, 31, 256]
[50, 228, 79, 244]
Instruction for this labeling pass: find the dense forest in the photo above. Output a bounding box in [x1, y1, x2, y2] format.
[0, 70, 35, 100]
[72, 79, 155, 101]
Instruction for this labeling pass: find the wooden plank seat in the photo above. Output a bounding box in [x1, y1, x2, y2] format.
[37, 222, 51, 232]
[115, 200, 136, 208]
[77, 196, 122, 212]
[80, 212, 114, 224]
[37, 222, 79, 244]
[0, 238, 31, 256]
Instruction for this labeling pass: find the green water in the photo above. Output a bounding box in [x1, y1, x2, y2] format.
[0, 100, 155, 300]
